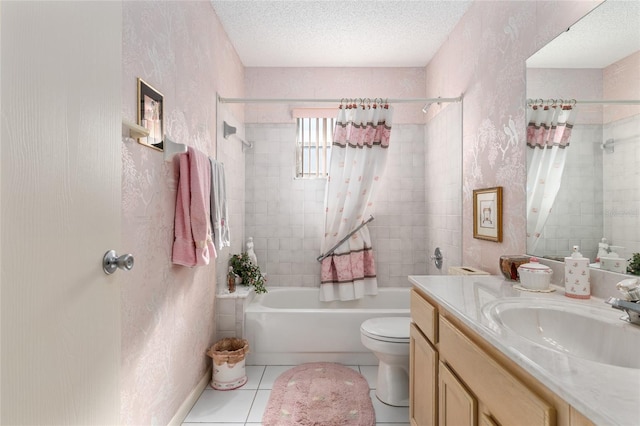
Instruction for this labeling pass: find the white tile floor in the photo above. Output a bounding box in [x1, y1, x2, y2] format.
[182, 365, 410, 425]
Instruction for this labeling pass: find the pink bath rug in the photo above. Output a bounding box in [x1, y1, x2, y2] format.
[262, 362, 375, 426]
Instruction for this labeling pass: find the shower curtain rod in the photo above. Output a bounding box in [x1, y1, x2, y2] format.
[218, 95, 463, 104]
[527, 98, 640, 106]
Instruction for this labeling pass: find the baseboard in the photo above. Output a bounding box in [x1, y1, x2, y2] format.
[168, 366, 212, 426]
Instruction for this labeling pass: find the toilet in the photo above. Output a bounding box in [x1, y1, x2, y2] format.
[360, 316, 411, 406]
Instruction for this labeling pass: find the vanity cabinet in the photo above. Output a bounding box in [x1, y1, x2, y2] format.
[410, 287, 595, 426]
[409, 323, 437, 426]
[438, 360, 476, 426]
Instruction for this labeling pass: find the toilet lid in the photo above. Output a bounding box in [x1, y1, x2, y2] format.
[361, 317, 410, 343]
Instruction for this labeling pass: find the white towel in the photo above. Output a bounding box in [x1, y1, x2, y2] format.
[210, 158, 230, 250]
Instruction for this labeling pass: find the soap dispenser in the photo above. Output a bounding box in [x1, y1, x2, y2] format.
[564, 245, 590, 299]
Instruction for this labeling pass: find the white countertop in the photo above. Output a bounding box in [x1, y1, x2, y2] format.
[409, 275, 640, 426]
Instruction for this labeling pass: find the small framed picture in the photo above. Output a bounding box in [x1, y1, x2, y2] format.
[137, 78, 164, 151]
[473, 186, 503, 242]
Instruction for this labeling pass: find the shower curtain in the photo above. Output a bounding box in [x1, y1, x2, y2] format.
[320, 101, 392, 302]
[526, 102, 576, 252]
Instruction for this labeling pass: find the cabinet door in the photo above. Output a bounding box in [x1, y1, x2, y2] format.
[410, 324, 437, 426]
[439, 361, 477, 426]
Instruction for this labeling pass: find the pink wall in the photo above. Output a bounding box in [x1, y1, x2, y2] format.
[121, 2, 244, 424]
[604, 51, 640, 123]
[244, 67, 426, 124]
[425, 1, 600, 273]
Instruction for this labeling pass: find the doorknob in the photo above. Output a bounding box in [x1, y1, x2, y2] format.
[103, 250, 134, 275]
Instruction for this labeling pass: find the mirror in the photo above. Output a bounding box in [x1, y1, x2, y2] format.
[526, 0, 640, 275]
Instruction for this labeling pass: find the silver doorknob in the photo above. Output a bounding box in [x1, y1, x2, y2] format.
[103, 250, 135, 275]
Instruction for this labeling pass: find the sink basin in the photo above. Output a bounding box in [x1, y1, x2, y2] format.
[484, 299, 640, 369]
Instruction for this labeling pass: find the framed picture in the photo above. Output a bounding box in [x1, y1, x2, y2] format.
[473, 186, 503, 242]
[137, 78, 164, 151]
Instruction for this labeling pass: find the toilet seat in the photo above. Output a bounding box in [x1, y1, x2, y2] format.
[360, 317, 410, 344]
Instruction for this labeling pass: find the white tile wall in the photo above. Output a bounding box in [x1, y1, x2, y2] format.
[215, 287, 254, 340]
[425, 103, 462, 274]
[215, 106, 248, 293]
[245, 122, 439, 288]
[603, 113, 640, 260]
[532, 124, 604, 261]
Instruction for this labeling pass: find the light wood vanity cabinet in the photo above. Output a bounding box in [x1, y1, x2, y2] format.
[410, 288, 595, 426]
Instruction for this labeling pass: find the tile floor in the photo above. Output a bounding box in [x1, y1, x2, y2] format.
[183, 365, 410, 425]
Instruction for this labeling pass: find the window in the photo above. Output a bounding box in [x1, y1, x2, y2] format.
[296, 116, 335, 178]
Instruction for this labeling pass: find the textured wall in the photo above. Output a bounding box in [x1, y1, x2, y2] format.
[425, 1, 600, 273]
[120, 2, 244, 424]
[604, 51, 640, 123]
[244, 67, 427, 124]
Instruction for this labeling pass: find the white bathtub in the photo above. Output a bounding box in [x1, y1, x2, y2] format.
[244, 287, 410, 365]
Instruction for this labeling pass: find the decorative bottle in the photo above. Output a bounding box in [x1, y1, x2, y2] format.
[564, 245, 590, 299]
[246, 237, 258, 266]
[227, 266, 236, 293]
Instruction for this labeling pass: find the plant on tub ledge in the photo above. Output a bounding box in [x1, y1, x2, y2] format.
[628, 253, 640, 276]
[230, 253, 267, 294]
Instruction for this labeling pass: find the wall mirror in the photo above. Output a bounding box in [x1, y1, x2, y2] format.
[137, 78, 164, 151]
[525, 0, 640, 275]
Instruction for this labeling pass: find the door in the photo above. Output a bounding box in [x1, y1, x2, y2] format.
[439, 361, 477, 426]
[1, 1, 122, 423]
[410, 323, 438, 426]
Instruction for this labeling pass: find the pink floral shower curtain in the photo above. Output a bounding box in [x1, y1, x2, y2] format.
[526, 101, 576, 252]
[320, 100, 392, 302]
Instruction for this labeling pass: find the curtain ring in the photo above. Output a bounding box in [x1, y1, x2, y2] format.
[339, 98, 346, 109]
[364, 97, 372, 109]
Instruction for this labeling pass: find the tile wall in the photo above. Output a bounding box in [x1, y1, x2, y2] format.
[244, 123, 431, 288]
[425, 103, 463, 274]
[532, 124, 604, 261]
[603, 114, 640, 259]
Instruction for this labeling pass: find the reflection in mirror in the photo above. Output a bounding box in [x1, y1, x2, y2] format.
[525, 0, 640, 276]
[137, 78, 164, 151]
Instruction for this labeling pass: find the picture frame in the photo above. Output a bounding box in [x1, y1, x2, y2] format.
[137, 78, 164, 151]
[473, 186, 503, 242]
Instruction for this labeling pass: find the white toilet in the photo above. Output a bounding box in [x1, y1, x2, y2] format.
[360, 316, 411, 407]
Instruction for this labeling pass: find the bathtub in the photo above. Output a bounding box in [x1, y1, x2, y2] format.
[244, 287, 410, 365]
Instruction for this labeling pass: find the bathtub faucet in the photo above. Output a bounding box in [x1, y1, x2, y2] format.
[605, 297, 640, 326]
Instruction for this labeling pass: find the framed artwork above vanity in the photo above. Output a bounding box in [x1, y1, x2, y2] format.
[473, 186, 503, 242]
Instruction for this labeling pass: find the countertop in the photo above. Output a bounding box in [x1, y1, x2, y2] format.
[409, 275, 640, 426]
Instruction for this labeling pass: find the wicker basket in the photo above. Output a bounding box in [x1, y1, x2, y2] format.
[206, 338, 249, 390]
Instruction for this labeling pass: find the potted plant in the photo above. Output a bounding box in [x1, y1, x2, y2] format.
[627, 253, 640, 276]
[229, 253, 267, 294]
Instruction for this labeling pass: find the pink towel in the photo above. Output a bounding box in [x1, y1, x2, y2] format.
[172, 146, 216, 266]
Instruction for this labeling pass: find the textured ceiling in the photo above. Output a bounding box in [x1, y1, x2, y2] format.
[527, 0, 640, 68]
[210, 0, 472, 67]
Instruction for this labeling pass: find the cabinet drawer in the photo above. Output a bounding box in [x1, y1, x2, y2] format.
[439, 317, 555, 426]
[410, 288, 437, 343]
